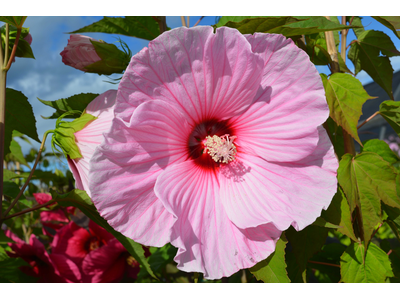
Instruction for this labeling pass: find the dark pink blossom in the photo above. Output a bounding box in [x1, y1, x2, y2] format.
[5, 230, 80, 283]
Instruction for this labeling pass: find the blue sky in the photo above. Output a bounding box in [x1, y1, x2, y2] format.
[3, 16, 400, 155]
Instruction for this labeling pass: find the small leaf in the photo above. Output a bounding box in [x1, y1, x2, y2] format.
[380, 100, 400, 136]
[216, 16, 357, 37]
[340, 242, 394, 283]
[361, 139, 400, 165]
[53, 189, 157, 279]
[338, 152, 400, 246]
[6, 139, 30, 168]
[321, 73, 375, 145]
[249, 234, 290, 283]
[5, 88, 40, 156]
[38, 93, 99, 119]
[70, 16, 160, 40]
[348, 30, 400, 99]
[373, 16, 400, 40]
[0, 16, 27, 28]
[137, 244, 177, 280]
[322, 186, 358, 242]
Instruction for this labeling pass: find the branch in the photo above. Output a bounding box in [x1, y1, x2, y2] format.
[193, 17, 205, 27]
[2, 130, 51, 219]
[2, 199, 56, 221]
[180, 16, 187, 27]
[357, 111, 380, 129]
[308, 260, 340, 268]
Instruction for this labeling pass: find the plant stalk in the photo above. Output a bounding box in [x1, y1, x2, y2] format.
[2, 199, 56, 221]
[180, 16, 187, 27]
[357, 111, 380, 129]
[156, 17, 167, 34]
[2, 131, 51, 220]
[341, 16, 347, 63]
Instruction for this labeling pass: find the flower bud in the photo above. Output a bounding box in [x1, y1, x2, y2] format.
[60, 34, 130, 75]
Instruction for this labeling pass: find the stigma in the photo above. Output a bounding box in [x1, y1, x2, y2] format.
[204, 134, 237, 164]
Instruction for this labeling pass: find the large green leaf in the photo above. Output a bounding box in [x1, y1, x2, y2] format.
[347, 16, 365, 38]
[380, 100, 400, 136]
[216, 16, 356, 37]
[285, 225, 329, 282]
[1, 25, 34, 59]
[4, 88, 40, 156]
[321, 186, 358, 242]
[249, 234, 290, 283]
[348, 30, 400, 100]
[338, 153, 400, 247]
[0, 250, 38, 283]
[373, 16, 400, 40]
[340, 242, 394, 282]
[0, 16, 27, 28]
[320, 73, 374, 145]
[382, 204, 400, 241]
[70, 16, 160, 40]
[361, 139, 400, 165]
[52, 189, 157, 279]
[38, 93, 99, 119]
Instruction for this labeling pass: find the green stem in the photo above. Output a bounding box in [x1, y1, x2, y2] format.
[5, 26, 21, 71]
[1, 131, 52, 221]
[0, 69, 6, 220]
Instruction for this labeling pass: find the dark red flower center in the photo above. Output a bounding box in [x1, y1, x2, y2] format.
[85, 236, 103, 252]
[187, 118, 236, 170]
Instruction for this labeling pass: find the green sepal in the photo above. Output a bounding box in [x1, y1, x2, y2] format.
[51, 112, 97, 159]
[85, 40, 131, 75]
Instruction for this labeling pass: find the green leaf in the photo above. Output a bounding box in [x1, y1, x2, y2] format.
[6, 139, 30, 168]
[216, 16, 357, 37]
[1, 25, 34, 59]
[373, 16, 400, 40]
[380, 100, 400, 136]
[2, 181, 25, 199]
[137, 244, 177, 280]
[347, 16, 365, 38]
[38, 93, 99, 119]
[53, 189, 157, 279]
[340, 242, 394, 282]
[249, 234, 290, 282]
[321, 186, 358, 242]
[338, 153, 400, 246]
[320, 73, 374, 145]
[0, 16, 27, 28]
[312, 217, 341, 229]
[0, 231, 13, 245]
[70, 16, 160, 40]
[4, 88, 40, 156]
[285, 225, 329, 282]
[348, 30, 400, 100]
[382, 204, 400, 241]
[361, 139, 400, 165]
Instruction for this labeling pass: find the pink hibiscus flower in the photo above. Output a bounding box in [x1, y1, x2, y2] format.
[51, 220, 146, 282]
[5, 230, 79, 283]
[88, 27, 338, 279]
[66, 89, 117, 196]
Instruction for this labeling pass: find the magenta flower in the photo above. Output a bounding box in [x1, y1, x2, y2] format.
[51, 220, 146, 282]
[89, 27, 338, 279]
[33, 193, 75, 236]
[60, 34, 102, 72]
[66, 89, 117, 195]
[5, 230, 79, 282]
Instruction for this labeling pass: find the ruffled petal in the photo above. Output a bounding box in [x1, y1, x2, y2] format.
[89, 100, 191, 247]
[230, 33, 328, 162]
[116, 26, 264, 126]
[220, 126, 338, 231]
[50, 253, 82, 283]
[154, 160, 281, 279]
[69, 89, 117, 195]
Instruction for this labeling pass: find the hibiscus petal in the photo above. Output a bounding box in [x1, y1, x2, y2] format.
[70, 89, 117, 195]
[82, 239, 126, 283]
[89, 100, 190, 247]
[231, 33, 328, 162]
[116, 26, 264, 126]
[154, 160, 281, 279]
[220, 126, 338, 231]
[50, 253, 82, 283]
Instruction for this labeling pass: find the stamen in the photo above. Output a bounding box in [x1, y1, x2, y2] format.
[204, 134, 237, 164]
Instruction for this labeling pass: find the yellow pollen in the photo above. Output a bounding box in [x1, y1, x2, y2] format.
[204, 134, 237, 164]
